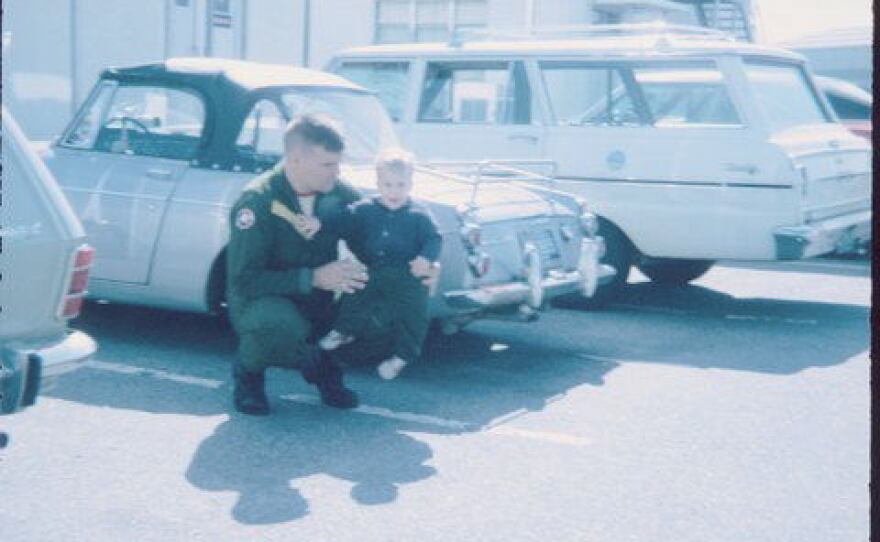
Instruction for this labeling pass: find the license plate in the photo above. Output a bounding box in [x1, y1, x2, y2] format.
[520, 229, 560, 263]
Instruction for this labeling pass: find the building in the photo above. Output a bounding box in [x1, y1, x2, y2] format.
[2, 0, 755, 140]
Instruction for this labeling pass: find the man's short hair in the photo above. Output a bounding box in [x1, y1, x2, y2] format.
[284, 114, 345, 153]
[376, 147, 415, 176]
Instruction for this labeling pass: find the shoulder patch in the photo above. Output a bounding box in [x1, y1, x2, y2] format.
[235, 208, 256, 230]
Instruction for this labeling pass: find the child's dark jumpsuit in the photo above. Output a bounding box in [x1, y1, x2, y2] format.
[334, 197, 442, 365]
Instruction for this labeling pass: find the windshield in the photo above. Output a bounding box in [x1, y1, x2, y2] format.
[280, 89, 399, 164]
[743, 61, 831, 131]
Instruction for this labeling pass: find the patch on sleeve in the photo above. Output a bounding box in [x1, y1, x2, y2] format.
[235, 208, 256, 230]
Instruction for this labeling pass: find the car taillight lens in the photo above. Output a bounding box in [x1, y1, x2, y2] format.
[59, 244, 94, 319]
[460, 223, 482, 247]
[578, 204, 599, 237]
[468, 251, 491, 277]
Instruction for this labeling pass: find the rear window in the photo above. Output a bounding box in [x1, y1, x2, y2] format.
[743, 61, 832, 131]
[633, 63, 740, 126]
[825, 93, 871, 121]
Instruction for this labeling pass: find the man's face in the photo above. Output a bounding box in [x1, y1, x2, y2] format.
[285, 143, 342, 194]
[376, 167, 413, 210]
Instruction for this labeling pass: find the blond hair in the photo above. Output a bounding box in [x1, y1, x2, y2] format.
[375, 147, 415, 176]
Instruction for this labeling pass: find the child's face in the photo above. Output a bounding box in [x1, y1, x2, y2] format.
[376, 167, 413, 210]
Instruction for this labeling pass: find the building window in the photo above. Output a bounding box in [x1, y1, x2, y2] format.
[375, 0, 488, 44]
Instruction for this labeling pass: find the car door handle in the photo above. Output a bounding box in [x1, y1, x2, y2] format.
[507, 134, 539, 143]
[145, 168, 173, 180]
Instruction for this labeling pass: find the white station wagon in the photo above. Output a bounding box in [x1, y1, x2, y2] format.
[40, 58, 609, 331]
[328, 25, 872, 301]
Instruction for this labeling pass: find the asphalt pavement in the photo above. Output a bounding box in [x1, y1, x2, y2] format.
[0, 257, 870, 542]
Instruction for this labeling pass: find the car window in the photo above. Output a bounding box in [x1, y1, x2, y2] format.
[540, 63, 643, 126]
[825, 93, 871, 120]
[84, 84, 205, 160]
[236, 99, 287, 162]
[334, 62, 410, 122]
[281, 90, 400, 164]
[62, 82, 116, 149]
[743, 61, 831, 131]
[633, 64, 740, 126]
[418, 62, 532, 125]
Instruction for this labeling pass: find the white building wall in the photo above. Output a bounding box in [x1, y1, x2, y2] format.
[73, 0, 167, 116]
[3, 0, 74, 140]
[308, 0, 375, 69]
[243, 0, 304, 65]
[533, 0, 595, 27]
[4, 0, 755, 139]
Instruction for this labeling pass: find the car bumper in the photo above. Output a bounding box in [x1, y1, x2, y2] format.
[1, 330, 97, 413]
[444, 237, 615, 311]
[773, 210, 871, 260]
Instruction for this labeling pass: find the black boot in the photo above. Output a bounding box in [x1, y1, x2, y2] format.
[302, 349, 359, 409]
[232, 362, 269, 416]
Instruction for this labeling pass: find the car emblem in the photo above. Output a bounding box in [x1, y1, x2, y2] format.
[235, 208, 256, 230]
[606, 150, 626, 171]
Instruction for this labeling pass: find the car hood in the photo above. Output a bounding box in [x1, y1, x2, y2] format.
[342, 165, 572, 223]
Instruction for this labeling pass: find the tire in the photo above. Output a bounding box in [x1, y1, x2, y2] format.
[567, 219, 633, 309]
[638, 258, 714, 286]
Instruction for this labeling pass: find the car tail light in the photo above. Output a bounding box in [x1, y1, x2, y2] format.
[468, 251, 491, 277]
[460, 223, 482, 248]
[578, 203, 599, 237]
[59, 244, 95, 319]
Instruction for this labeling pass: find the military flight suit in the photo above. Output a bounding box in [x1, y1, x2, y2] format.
[226, 164, 362, 373]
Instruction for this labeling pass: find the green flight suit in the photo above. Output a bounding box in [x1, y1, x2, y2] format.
[226, 165, 373, 372]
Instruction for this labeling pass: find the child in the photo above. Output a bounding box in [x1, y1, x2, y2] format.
[320, 147, 442, 380]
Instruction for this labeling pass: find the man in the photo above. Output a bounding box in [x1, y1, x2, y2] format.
[226, 114, 370, 415]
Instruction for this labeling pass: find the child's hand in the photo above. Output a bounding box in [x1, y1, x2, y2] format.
[409, 256, 431, 278]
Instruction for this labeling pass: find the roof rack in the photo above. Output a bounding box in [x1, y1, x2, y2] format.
[449, 22, 734, 46]
[418, 160, 558, 211]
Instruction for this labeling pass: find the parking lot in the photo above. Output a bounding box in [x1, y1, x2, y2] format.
[0, 256, 870, 542]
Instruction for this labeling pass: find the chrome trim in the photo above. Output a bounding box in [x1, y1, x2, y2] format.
[773, 210, 871, 260]
[443, 236, 612, 310]
[557, 176, 793, 189]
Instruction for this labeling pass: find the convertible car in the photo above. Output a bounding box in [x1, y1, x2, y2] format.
[40, 58, 611, 331]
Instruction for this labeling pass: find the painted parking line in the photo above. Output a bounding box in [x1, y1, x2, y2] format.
[723, 314, 818, 325]
[279, 393, 471, 431]
[85, 360, 591, 446]
[88, 359, 225, 389]
[611, 303, 819, 325]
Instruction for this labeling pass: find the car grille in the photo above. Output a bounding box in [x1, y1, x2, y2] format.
[519, 228, 562, 269]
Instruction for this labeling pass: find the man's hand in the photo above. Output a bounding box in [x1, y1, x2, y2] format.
[410, 257, 440, 293]
[409, 256, 431, 278]
[313, 259, 368, 294]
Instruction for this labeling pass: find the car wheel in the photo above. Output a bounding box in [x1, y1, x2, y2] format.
[638, 258, 714, 285]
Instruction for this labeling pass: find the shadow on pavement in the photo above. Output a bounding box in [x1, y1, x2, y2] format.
[714, 257, 870, 277]
[550, 281, 870, 375]
[186, 409, 436, 524]
[46, 278, 868, 524]
[47, 300, 616, 525]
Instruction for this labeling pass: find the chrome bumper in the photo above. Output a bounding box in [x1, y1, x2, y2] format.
[1, 330, 97, 412]
[444, 237, 615, 311]
[773, 210, 871, 260]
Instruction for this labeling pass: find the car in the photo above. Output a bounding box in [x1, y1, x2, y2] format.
[39, 58, 610, 331]
[1, 107, 98, 418]
[328, 23, 872, 300]
[814, 75, 872, 140]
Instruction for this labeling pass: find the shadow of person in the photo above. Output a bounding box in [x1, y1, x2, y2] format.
[186, 406, 436, 525]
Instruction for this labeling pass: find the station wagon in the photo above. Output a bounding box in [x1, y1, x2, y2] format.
[328, 24, 872, 301]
